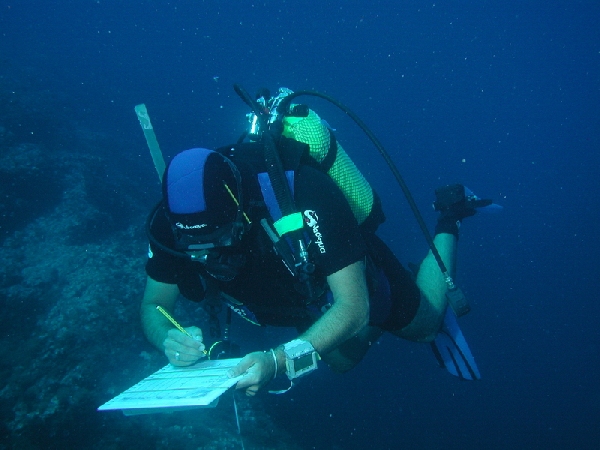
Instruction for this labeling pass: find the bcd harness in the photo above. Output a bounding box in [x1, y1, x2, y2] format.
[209, 137, 340, 331]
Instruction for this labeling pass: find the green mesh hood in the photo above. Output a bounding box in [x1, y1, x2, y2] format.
[283, 109, 374, 225]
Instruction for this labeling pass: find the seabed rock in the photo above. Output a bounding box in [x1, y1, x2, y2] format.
[0, 78, 301, 450]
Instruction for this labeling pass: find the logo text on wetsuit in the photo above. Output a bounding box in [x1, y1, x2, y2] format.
[175, 222, 207, 230]
[303, 210, 326, 254]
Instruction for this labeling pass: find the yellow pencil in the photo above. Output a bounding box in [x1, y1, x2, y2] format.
[156, 305, 207, 354]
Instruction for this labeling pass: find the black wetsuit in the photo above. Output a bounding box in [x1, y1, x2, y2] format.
[146, 144, 420, 331]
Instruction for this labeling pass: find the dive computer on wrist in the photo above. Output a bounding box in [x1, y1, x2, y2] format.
[283, 339, 319, 380]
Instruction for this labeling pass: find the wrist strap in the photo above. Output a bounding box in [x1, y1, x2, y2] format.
[269, 349, 278, 381]
[267, 348, 295, 394]
[268, 380, 294, 395]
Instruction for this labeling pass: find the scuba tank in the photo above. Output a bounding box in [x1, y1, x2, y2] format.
[238, 86, 471, 317]
[244, 87, 383, 230]
[282, 108, 376, 227]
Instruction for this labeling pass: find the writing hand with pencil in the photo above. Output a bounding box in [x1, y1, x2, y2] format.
[157, 306, 207, 366]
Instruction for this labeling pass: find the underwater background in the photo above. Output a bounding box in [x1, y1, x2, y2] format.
[1, 1, 598, 449]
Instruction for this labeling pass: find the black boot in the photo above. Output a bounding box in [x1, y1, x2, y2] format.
[433, 184, 492, 238]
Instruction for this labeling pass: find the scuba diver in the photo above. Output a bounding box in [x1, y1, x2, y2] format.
[139, 86, 496, 396]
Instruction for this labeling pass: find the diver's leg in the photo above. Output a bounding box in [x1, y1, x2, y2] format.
[392, 233, 456, 342]
[391, 185, 495, 343]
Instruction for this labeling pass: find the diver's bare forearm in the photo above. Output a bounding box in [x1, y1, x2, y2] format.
[300, 260, 369, 354]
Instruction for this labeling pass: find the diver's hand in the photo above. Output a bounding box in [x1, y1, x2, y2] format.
[163, 326, 206, 367]
[228, 351, 276, 396]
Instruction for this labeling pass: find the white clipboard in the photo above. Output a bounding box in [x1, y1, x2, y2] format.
[98, 358, 243, 415]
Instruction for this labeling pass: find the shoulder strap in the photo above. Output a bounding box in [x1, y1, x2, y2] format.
[258, 171, 304, 237]
[257, 171, 300, 276]
[320, 129, 338, 172]
[300, 128, 337, 173]
[258, 171, 295, 222]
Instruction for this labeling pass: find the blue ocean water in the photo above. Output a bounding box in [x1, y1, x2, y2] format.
[1, 0, 599, 449]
